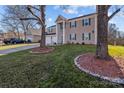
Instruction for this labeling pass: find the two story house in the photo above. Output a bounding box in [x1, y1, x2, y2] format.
[45, 13, 97, 45]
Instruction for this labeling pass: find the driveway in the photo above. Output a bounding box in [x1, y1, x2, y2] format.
[0, 43, 40, 55]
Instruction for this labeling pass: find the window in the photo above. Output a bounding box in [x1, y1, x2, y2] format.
[82, 33, 84, 40]
[51, 28, 53, 32]
[47, 27, 54, 33]
[47, 28, 51, 32]
[70, 21, 76, 28]
[70, 33, 76, 40]
[84, 19, 89, 26]
[82, 18, 91, 26]
[89, 33, 91, 40]
[60, 23, 63, 30]
[85, 33, 89, 40]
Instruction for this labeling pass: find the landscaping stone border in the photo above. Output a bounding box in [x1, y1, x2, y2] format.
[74, 54, 124, 84]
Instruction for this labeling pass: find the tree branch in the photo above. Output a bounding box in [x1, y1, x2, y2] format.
[27, 5, 45, 26]
[28, 5, 40, 11]
[27, 6, 41, 22]
[20, 18, 38, 21]
[108, 8, 121, 21]
[107, 5, 111, 10]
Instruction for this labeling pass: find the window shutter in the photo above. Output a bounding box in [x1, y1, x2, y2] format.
[82, 19, 84, 26]
[70, 22, 71, 28]
[82, 33, 84, 40]
[75, 34, 76, 40]
[70, 34, 71, 40]
[89, 33, 91, 40]
[75, 21, 76, 27]
[89, 18, 91, 25]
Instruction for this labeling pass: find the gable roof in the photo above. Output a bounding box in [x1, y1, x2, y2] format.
[55, 15, 67, 22]
[68, 13, 97, 21]
[55, 13, 97, 23]
[47, 25, 56, 29]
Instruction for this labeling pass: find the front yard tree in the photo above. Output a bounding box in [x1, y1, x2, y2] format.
[20, 5, 46, 47]
[96, 5, 123, 60]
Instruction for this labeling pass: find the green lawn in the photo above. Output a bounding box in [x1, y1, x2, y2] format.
[0, 43, 38, 51]
[0, 44, 123, 88]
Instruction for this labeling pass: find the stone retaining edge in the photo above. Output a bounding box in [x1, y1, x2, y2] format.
[74, 54, 124, 84]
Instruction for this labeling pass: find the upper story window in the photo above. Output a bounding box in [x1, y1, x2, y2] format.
[82, 18, 91, 26]
[47, 27, 55, 33]
[70, 21, 76, 28]
[59, 23, 63, 30]
[47, 28, 51, 32]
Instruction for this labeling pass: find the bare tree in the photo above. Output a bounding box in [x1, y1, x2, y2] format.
[0, 17, 20, 38]
[108, 23, 124, 46]
[20, 5, 46, 47]
[1, 6, 35, 40]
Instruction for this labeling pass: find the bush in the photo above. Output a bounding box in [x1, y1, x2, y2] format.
[76, 42, 79, 45]
[27, 39, 32, 43]
[82, 42, 85, 45]
[67, 41, 71, 45]
[54, 42, 56, 45]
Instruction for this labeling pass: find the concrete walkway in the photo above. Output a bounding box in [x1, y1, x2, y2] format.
[0, 44, 40, 55]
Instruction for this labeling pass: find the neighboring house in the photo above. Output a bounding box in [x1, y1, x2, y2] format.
[0, 33, 4, 40]
[1, 30, 40, 43]
[26, 28, 41, 42]
[45, 13, 97, 45]
[0, 33, 4, 45]
[4, 31, 25, 39]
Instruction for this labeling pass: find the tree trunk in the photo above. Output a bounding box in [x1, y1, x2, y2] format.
[40, 6, 46, 47]
[17, 28, 20, 39]
[21, 21, 27, 41]
[96, 5, 110, 60]
[24, 31, 26, 41]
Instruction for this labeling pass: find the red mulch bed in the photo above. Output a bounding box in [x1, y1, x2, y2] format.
[31, 47, 54, 54]
[77, 53, 124, 78]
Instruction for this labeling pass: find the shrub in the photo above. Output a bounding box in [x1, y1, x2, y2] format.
[82, 42, 85, 45]
[76, 42, 79, 45]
